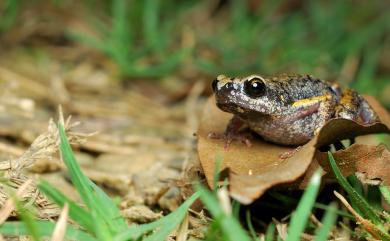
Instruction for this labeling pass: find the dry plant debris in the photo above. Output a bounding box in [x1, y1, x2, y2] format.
[0, 47, 204, 222]
[197, 95, 390, 204]
[334, 191, 389, 240]
[121, 205, 162, 224]
[0, 116, 89, 219]
[0, 50, 208, 237]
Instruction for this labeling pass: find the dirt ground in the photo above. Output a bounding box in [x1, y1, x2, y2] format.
[0, 41, 210, 225]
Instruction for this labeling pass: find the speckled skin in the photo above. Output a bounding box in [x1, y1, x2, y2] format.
[212, 73, 378, 146]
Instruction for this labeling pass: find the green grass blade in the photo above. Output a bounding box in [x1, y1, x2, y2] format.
[286, 169, 322, 241]
[265, 223, 275, 241]
[15, 201, 41, 241]
[328, 152, 382, 224]
[269, 191, 353, 219]
[195, 185, 223, 218]
[88, 181, 128, 231]
[232, 200, 241, 220]
[346, 175, 364, 215]
[347, 175, 364, 196]
[220, 218, 252, 241]
[213, 153, 223, 190]
[111, 0, 131, 65]
[246, 210, 260, 241]
[0, 221, 97, 241]
[114, 192, 200, 241]
[143, 209, 187, 241]
[66, 30, 107, 52]
[367, 186, 383, 211]
[90, 208, 113, 241]
[112, 0, 131, 46]
[196, 185, 251, 241]
[143, 0, 160, 51]
[314, 203, 338, 241]
[38, 180, 95, 232]
[123, 48, 191, 78]
[354, 48, 381, 94]
[58, 124, 95, 208]
[277, 234, 283, 241]
[0, 0, 20, 32]
[379, 185, 390, 205]
[58, 124, 114, 238]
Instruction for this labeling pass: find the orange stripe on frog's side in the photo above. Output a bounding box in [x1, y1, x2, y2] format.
[291, 95, 330, 108]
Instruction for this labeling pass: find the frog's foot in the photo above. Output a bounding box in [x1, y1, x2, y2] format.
[208, 131, 253, 149]
[279, 146, 302, 159]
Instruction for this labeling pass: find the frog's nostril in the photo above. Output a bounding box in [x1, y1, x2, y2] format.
[212, 79, 219, 92]
[225, 82, 233, 89]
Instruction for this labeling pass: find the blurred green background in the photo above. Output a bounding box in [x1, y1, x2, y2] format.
[0, 0, 389, 106]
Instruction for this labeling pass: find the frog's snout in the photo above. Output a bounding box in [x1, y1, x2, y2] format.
[211, 78, 234, 93]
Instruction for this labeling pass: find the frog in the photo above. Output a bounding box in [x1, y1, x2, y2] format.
[210, 73, 378, 146]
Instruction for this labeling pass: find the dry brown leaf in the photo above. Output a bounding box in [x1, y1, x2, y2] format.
[197, 95, 390, 204]
[315, 144, 390, 185]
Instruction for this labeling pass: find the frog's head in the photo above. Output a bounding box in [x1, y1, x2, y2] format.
[212, 74, 283, 116]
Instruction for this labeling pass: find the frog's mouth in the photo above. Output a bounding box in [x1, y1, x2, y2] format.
[214, 89, 257, 115]
[216, 102, 241, 113]
[215, 97, 269, 118]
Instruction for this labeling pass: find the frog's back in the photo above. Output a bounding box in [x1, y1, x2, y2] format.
[267, 74, 335, 103]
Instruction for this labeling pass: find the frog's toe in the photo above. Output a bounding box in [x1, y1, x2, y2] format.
[207, 132, 224, 139]
[225, 132, 253, 149]
[208, 131, 252, 149]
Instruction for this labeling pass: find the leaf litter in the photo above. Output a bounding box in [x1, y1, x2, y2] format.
[197, 95, 390, 204]
[0, 45, 205, 238]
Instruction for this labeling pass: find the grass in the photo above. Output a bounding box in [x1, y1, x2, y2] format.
[0, 123, 200, 240]
[67, 0, 193, 78]
[313, 203, 337, 241]
[328, 152, 390, 240]
[328, 152, 382, 225]
[0, 121, 344, 240]
[285, 170, 322, 241]
[1, 0, 388, 102]
[196, 1, 389, 90]
[0, 123, 388, 240]
[0, 0, 20, 32]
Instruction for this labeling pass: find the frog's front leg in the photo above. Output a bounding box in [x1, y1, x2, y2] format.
[208, 115, 252, 149]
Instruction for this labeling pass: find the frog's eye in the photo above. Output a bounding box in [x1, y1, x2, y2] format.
[244, 78, 266, 98]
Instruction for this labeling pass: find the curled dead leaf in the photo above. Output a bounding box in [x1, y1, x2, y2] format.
[315, 144, 390, 186]
[197, 95, 390, 204]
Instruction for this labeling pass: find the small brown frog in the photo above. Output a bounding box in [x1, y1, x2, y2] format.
[211, 73, 378, 146]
